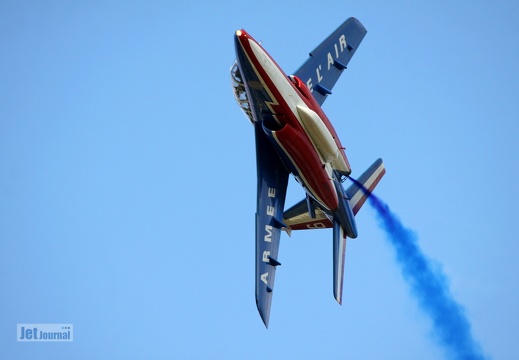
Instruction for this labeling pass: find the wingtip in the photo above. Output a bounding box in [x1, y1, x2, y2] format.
[259, 308, 270, 329]
[335, 296, 343, 306]
[256, 298, 271, 329]
[334, 290, 343, 306]
[262, 318, 269, 329]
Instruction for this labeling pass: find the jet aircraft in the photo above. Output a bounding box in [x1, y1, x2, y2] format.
[231, 17, 385, 327]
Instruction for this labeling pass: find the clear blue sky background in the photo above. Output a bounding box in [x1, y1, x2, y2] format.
[1, 1, 518, 359]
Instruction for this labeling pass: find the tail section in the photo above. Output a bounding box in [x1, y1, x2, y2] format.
[333, 159, 385, 304]
[346, 158, 386, 215]
[283, 158, 385, 306]
[283, 159, 385, 230]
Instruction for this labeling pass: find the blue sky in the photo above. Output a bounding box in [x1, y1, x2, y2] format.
[1, 1, 518, 359]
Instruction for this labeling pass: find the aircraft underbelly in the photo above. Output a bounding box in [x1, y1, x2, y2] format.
[234, 42, 340, 211]
[241, 79, 339, 210]
[270, 124, 338, 211]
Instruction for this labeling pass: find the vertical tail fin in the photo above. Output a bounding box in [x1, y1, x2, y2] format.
[346, 158, 386, 215]
[332, 219, 347, 304]
[333, 159, 385, 304]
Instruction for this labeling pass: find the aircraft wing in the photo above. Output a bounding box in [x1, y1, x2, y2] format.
[253, 121, 289, 328]
[293, 17, 367, 106]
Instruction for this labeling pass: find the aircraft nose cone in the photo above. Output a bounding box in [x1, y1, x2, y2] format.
[234, 29, 253, 66]
[234, 29, 245, 52]
[234, 29, 257, 49]
[234, 29, 246, 43]
[235, 29, 249, 38]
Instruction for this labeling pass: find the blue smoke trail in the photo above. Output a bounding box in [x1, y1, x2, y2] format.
[351, 178, 488, 360]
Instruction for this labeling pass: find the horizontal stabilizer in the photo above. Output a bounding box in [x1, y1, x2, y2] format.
[283, 198, 333, 230]
[346, 158, 386, 215]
